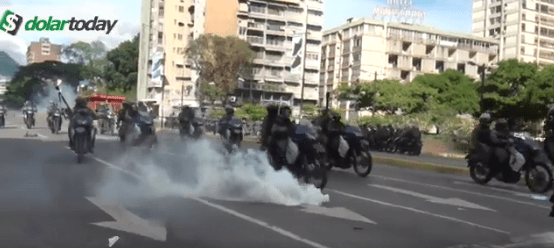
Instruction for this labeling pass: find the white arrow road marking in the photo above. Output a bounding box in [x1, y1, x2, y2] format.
[499, 232, 554, 248]
[36, 133, 48, 139]
[327, 189, 510, 234]
[95, 135, 119, 141]
[370, 184, 496, 211]
[85, 153, 331, 248]
[373, 175, 550, 209]
[86, 196, 167, 241]
[299, 205, 377, 224]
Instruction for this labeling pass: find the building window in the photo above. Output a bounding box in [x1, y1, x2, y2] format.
[521, 47, 525, 54]
[353, 54, 360, 62]
[522, 23, 525, 32]
[178, 34, 183, 40]
[239, 27, 247, 35]
[354, 39, 361, 47]
[179, 6, 184, 12]
[522, 13, 526, 20]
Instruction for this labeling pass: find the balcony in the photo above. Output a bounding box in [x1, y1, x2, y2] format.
[266, 11, 285, 21]
[248, 22, 264, 30]
[262, 84, 286, 92]
[265, 71, 284, 81]
[247, 36, 264, 45]
[307, 15, 324, 25]
[265, 55, 285, 65]
[250, 6, 266, 17]
[286, 13, 305, 23]
[266, 25, 285, 35]
[265, 40, 286, 51]
[284, 72, 301, 82]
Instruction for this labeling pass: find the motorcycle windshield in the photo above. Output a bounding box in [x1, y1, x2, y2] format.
[344, 125, 363, 137]
[137, 112, 153, 124]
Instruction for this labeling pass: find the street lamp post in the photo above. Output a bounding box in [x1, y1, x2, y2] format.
[298, 0, 309, 119]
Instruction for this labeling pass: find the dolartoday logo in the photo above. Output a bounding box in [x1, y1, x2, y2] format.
[0, 9, 118, 36]
[0, 10, 23, 35]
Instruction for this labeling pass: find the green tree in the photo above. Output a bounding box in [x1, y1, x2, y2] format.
[481, 59, 539, 121]
[240, 103, 267, 121]
[61, 40, 107, 65]
[186, 34, 255, 103]
[104, 35, 139, 93]
[4, 61, 86, 106]
[411, 69, 478, 114]
[200, 84, 225, 106]
[302, 103, 317, 118]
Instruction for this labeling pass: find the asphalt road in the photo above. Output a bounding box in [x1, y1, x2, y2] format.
[1, 111, 554, 248]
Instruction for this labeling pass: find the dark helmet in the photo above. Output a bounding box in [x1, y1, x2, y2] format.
[479, 112, 492, 125]
[122, 101, 133, 110]
[75, 97, 88, 108]
[267, 104, 279, 115]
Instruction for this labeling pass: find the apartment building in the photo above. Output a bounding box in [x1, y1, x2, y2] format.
[472, 0, 554, 65]
[321, 18, 499, 107]
[204, 0, 324, 111]
[26, 38, 61, 64]
[137, 0, 205, 118]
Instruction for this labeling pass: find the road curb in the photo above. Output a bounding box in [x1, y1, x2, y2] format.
[372, 155, 469, 176]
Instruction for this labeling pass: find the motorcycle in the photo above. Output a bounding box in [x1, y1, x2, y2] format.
[317, 124, 373, 177]
[266, 123, 327, 189]
[47, 108, 63, 134]
[70, 109, 96, 163]
[467, 134, 553, 193]
[23, 108, 35, 129]
[392, 133, 422, 156]
[0, 106, 5, 127]
[120, 111, 157, 150]
[221, 116, 243, 153]
[99, 112, 116, 135]
[180, 118, 204, 140]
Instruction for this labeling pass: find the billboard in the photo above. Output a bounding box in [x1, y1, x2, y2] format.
[290, 33, 304, 75]
[149, 52, 164, 88]
[373, 0, 426, 23]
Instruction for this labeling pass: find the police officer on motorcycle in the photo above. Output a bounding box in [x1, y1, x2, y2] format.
[68, 97, 97, 152]
[218, 105, 235, 137]
[178, 105, 196, 135]
[117, 101, 139, 141]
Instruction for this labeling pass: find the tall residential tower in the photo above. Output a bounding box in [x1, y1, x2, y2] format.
[472, 0, 554, 65]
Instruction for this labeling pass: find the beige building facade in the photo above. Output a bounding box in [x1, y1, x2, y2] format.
[472, 0, 554, 65]
[138, 0, 205, 118]
[321, 18, 499, 108]
[204, 0, 324, 112]
[26, 37, 61, 65]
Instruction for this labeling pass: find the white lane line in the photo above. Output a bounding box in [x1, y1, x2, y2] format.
[373, 175, 550, 209]
[452, 181, 545, 198]
[194, 197, 330, 248]
[74, 149, 330, 248]
[327, 189, 510, 235]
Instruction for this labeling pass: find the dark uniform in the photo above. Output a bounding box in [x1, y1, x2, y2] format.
[68, 97, 97, 152]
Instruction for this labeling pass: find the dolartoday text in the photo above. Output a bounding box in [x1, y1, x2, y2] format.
[25, 16, 117, 34]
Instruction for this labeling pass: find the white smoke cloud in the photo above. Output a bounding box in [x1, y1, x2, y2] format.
[35, 83, 78, 113]
[93, 138, 330, 207]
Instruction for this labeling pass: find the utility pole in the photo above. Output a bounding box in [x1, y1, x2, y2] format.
[479, 67, 485, 113]
[298, 0, 309, 119]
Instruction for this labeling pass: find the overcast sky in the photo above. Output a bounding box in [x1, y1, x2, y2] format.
[0, 0, 472, 65]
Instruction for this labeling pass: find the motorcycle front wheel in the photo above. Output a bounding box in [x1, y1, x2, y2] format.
[353, 149, 373, 177]
[525, 163, 553, 193]
[469, 161, 493, 185]
[302, 155, 327, 190]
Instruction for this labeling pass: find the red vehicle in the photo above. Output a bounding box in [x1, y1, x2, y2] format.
[85, 94, 126, 112]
